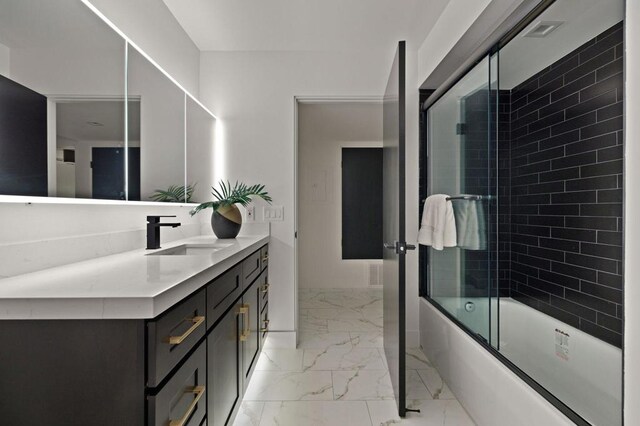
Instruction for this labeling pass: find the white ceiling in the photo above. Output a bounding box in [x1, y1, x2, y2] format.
[56, 100, 140, 142]
[163, 0, 450, 52]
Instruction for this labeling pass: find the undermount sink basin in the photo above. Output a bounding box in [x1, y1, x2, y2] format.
[147, 243, 232, 256]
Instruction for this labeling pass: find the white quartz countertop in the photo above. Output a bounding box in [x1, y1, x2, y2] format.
[0, 234, 269, 320]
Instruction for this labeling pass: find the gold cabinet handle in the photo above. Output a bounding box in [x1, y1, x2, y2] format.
[167, 316, 205, 345]
[261, 283, 270, 293]
[262, 255, 269, 262]
[261, 319, 269, 333]
[169, 385, 205, 426]
[238, 303, 250, 341]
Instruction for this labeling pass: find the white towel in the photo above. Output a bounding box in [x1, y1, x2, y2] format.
[451, 198, 486, 250]
[418, 194, 457, 250]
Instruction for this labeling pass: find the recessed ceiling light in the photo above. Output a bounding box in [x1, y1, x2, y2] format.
[523, 21, 564, 38]
[86, 121, 104, 126]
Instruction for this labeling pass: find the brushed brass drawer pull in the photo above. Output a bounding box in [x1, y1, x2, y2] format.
[261, 283, 270, 293]
[169, 385, 205, 426]
[167, 316, 205, 345]
[238, 303, 250, 341]
[260, 327, 268, 333]
[262, 255, 269, 262]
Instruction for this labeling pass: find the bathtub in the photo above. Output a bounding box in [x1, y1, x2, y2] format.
[421, 296, 622, 426]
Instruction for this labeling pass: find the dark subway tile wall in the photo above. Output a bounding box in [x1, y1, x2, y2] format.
[507, 22, 623, 348]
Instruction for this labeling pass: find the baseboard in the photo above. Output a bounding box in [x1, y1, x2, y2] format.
[406, 329, 420, 348]
[263, 331, 297, 349]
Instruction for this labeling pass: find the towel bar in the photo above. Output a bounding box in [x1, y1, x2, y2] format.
[421, 195, 493, 203]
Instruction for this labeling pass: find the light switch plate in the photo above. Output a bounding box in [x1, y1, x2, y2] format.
[264, 205, 284, 221]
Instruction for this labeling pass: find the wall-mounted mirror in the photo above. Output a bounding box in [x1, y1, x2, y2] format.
[0, 0, 216, 204]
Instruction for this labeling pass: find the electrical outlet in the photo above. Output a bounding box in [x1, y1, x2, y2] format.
[246, 205, 255, 222]
[264, 205, 284, 221]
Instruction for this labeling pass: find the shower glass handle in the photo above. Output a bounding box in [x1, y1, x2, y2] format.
[383, 241, 416, 254]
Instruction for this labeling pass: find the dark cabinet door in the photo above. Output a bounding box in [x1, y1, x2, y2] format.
[208, 303, 242, 426]
[242, 273, 263, 388]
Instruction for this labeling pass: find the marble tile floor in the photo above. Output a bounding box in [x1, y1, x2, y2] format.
[235, 288, 475, 426]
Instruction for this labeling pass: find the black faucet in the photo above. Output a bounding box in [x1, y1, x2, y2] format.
[146, 216, 181, 249]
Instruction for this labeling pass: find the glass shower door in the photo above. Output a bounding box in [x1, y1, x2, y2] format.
[426, 56, 494, 342]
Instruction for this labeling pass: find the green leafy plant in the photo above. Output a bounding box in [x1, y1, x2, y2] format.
[190, 180, 272, 216]
[150, 183, 196, 203]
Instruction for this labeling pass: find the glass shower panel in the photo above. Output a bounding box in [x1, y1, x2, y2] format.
[427, 56, 493, 341]
[497, 1, 623, 424]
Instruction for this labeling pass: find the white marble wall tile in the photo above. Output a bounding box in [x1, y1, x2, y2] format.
[259, 401, 372, 426]
[244, 371, 333, 401]
[298, 332, 353, 349]
[417, 368, 456, 400]
[367, 399, 476, 426]
[332, 370, 394, 400]
[256, 349, 304, 371]
[350, 331, 383, 348]
[303, 347, 385, 371]
[232, 401, 264, 426]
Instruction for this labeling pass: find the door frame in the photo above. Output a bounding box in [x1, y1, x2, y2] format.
[293, 95, 383, 344]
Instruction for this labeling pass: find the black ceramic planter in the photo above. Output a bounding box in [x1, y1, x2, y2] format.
[211, 204, 242, 238]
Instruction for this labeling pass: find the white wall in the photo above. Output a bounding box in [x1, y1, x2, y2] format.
[0, 42, 9, 76]
[624, 0, 639, 423]
[418, 0, 491, 85]
[199, 47, 422, 345]
[298, 102, 383, 289]
[87, 0, 200, 96]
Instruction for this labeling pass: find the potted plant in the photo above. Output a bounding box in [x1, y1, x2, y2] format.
[190, 180, 272, 238]
[150, 183, 196, 203]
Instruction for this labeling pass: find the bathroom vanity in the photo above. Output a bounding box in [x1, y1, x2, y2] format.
[0, 235, 269, 426]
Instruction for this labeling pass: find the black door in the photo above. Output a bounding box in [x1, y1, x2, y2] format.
[92, 147, 125, 200]
[383, 41, 411, 417]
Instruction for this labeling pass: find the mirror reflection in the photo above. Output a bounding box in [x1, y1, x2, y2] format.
[0, 0, 127, 199]
[186, 97, 215, 203]
[127, 47, 185, 202]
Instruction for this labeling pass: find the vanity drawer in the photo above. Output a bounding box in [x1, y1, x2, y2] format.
[242, 249, 262, 289]
[148, 341, 206, 426]
[147, 289, 206, 388]
[206, 264, 242, 329]
[260, 245, 269, 271]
